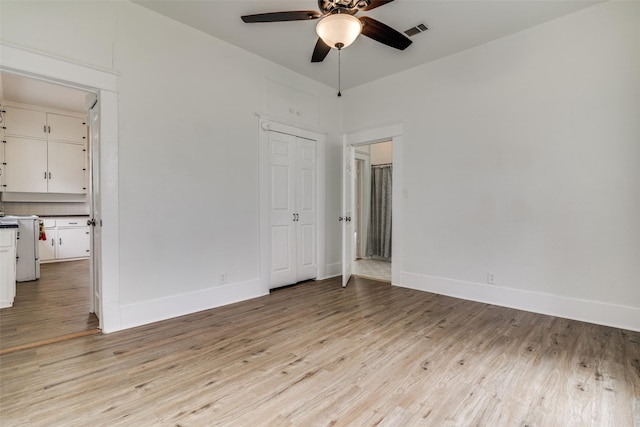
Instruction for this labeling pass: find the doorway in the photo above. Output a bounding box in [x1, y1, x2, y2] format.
[353, 141, 393, 282]
[0, 72, 100, 353]
[342, 123, 403, 288]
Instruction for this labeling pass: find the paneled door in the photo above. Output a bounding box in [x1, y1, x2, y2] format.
[268, 131, 317, 288]
[341, 143, 356, 287]
[88, 95, 102, 324]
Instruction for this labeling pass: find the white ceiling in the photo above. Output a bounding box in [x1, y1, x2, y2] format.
[134, 0, 602, 91]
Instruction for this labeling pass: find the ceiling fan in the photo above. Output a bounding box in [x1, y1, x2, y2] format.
[241, 0, 412, 63]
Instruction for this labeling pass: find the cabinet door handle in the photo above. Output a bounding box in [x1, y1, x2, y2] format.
[59, 238, 62, 245]
[44, 171, 47, 180]
[51, 239, 54, 246]
[44, 125, 47, 133]
[48, 172, 52, 179]
[48, 126, 51, 133]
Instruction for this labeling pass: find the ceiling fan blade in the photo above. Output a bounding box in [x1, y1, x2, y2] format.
[361, 0, 395, 11]
[311, 38, 331, 63]
[359, 16, 412, 50]
[241, 11, 322, 23]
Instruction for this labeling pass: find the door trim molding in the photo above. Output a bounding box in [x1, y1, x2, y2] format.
[257, 115, 327, 293]
[344, 123, 403, 286]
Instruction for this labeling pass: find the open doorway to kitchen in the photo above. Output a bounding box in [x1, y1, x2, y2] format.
[352, 141, 393, 282]
[0, 72, 100, 353]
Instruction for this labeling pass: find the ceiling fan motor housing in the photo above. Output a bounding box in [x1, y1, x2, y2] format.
[319, 0, 372, 14]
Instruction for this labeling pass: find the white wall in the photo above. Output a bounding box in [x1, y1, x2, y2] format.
[1, 1, 342, 330]
[370, 141, 393, 165]
[342, 2, 640, 331]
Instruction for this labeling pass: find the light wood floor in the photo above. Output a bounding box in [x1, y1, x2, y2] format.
[1, 276, 639, 426]
[0, 260, 99, 353]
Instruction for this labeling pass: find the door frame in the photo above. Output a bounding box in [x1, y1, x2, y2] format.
[1, 42, 121, 332]
[257, 114, 327, 294]
[343, 123, 403, 286]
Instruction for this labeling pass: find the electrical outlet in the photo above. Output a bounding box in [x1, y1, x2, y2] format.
[487, 272, 495, 284]
[220, 273, 227, 284]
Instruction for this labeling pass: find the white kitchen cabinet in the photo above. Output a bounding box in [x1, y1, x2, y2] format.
[268, 131, 317, 289]
[0, 125, 4, 191]
[4, 106, 85, 143]
[38, 219, 56, 262]
[47, 113, 87, 143]
[3, 106, 47, 139]
[39, 218, 90, 263]
[47, 141, 87, 194]
[3, 136, 49, 193]
[2, 104, 87, 195]
[0, 228, 17, 309]
[57, 227, 90, 259]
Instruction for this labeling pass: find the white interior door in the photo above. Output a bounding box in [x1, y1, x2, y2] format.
[342, 143, 356, 287]
[295, 137, 317, 282]
[268, 131, 297, 288]
[88, 96, 102, 324]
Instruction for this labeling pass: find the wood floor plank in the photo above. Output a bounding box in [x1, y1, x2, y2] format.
[0, 260, 98, 351]
[1, 275, 639, 426]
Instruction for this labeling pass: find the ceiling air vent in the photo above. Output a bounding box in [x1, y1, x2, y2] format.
[404, 23, 428, 37]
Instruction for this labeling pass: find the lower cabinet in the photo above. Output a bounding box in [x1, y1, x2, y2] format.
[0, 228, 18, 308]
[39, 218, 90, 263]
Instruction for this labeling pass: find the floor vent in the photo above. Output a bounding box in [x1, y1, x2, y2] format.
[405, 23, 428, 37]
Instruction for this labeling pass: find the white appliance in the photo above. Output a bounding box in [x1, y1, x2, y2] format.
[3, 215, 40, 282]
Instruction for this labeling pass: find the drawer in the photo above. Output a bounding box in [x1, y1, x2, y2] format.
[42, 219, 56, 228]
[57, 218, 88, 227]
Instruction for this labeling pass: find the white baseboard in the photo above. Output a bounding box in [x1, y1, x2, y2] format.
[399, 271, 640, 332]
[318, 262, 341, 280]
[117, 279, 266, 331]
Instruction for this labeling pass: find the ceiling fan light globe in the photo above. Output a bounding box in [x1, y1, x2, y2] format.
[316, 14, 362, 49]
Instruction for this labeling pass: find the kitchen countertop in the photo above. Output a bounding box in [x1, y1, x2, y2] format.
[37, 215, 90, 218]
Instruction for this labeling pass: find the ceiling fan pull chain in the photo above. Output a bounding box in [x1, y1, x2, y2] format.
[338, 47, 342, 97]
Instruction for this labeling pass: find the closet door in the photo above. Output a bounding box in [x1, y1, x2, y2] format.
[296, 138, 317, 282]
[268, 132, 297, 288]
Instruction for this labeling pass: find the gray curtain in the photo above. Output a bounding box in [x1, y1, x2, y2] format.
[366, 164, 392, 260]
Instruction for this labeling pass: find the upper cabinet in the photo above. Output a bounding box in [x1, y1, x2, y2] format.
[3, 107, 47, 139]
[1, 104, 87, 194]
[4, 106, 86, 143]
[47, 113, 87, 143]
